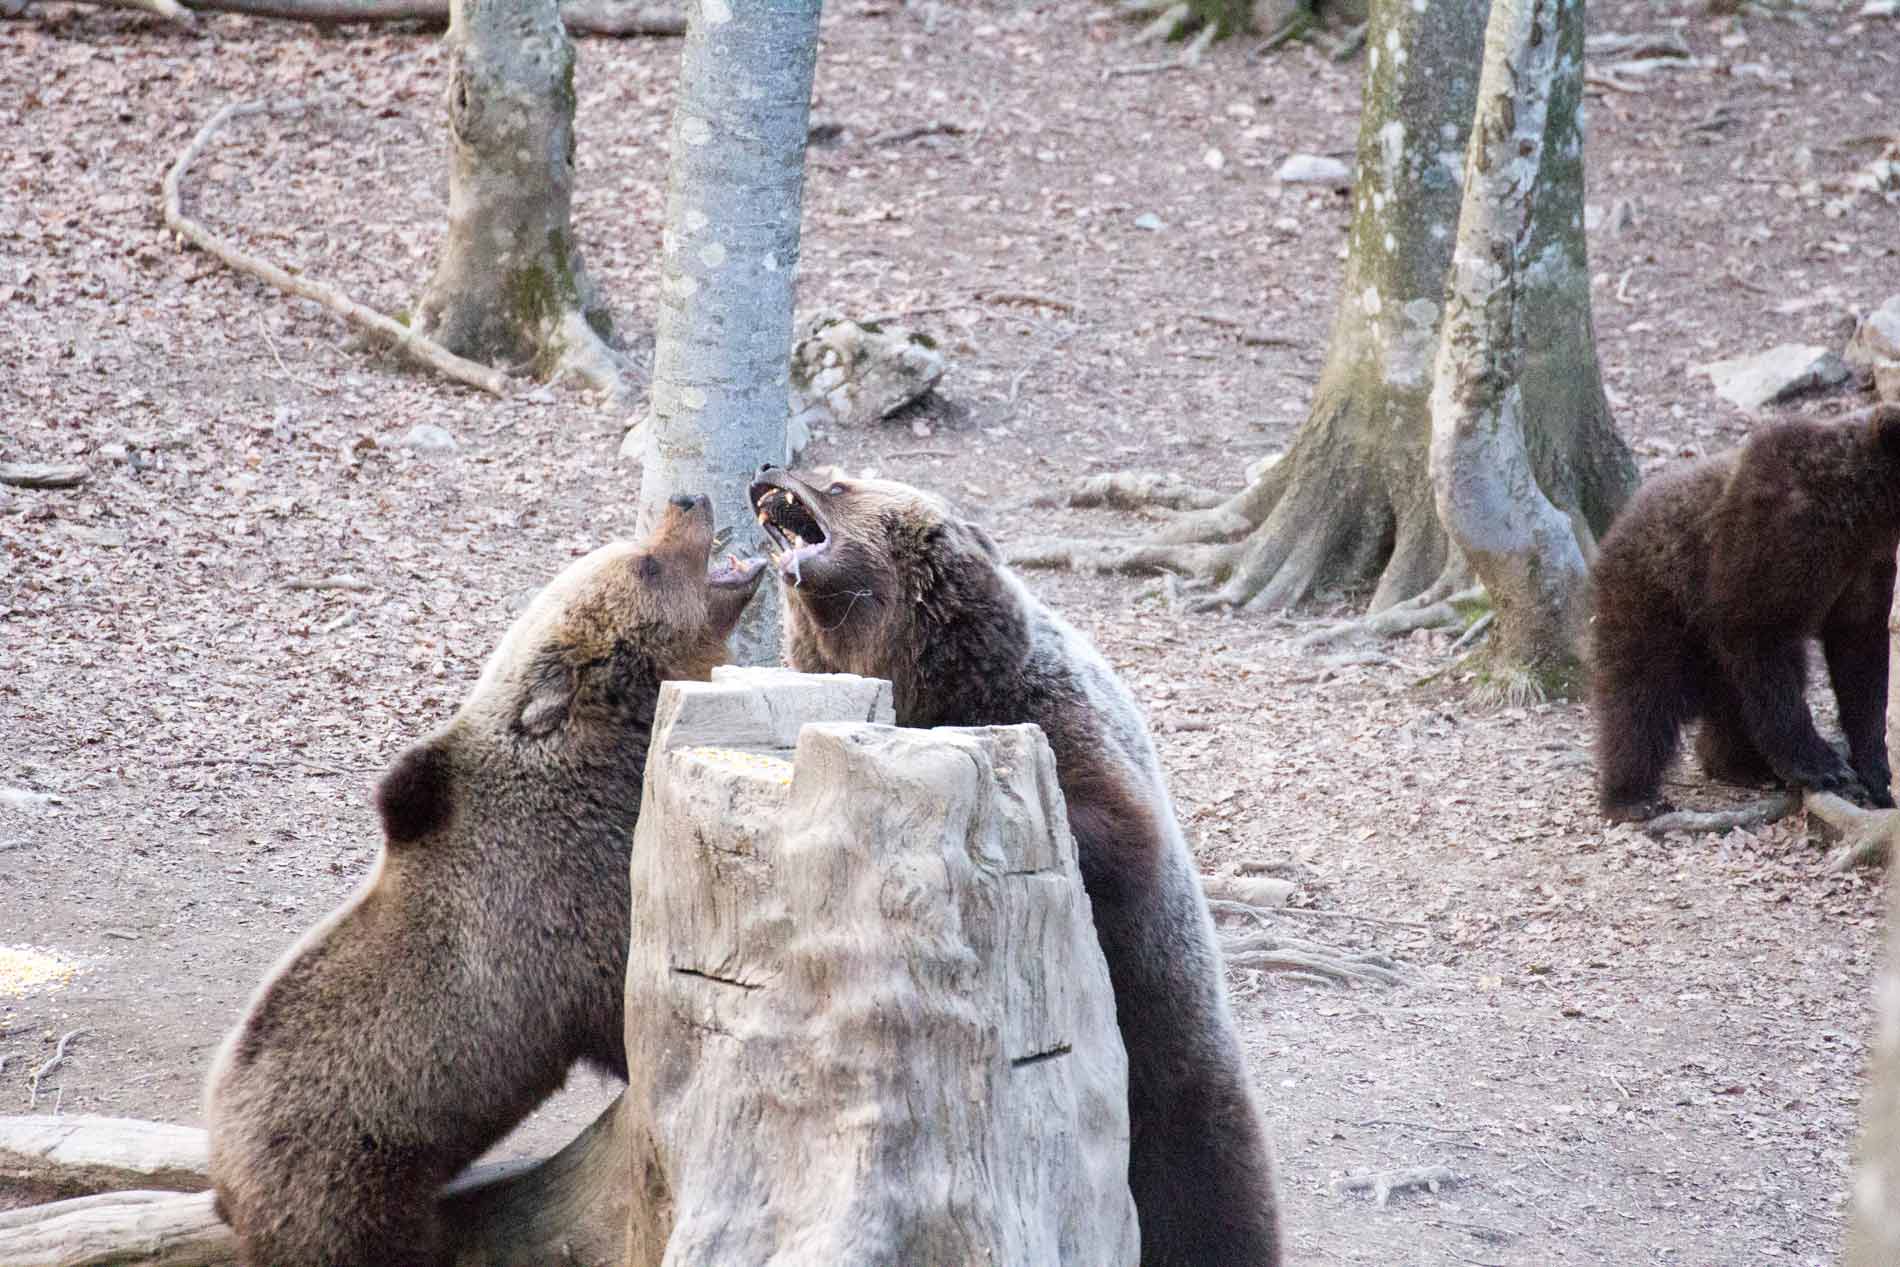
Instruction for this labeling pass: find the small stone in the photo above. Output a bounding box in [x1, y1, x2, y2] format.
[1133, 212, 1167, 232]
[396, 424, 459, 456]
[0, 462, 90, 490]
[96, 443, 129, 464]
[1203, 147, 1225, 172]
[1861, 0, 1897, 16]
[1846, 296, 1900, 375]
[789, 313, 947, 430]
[1698, 344, 1852, 412]
[1276, 154, 1352, 187]
[1608, 198, 1636, 235]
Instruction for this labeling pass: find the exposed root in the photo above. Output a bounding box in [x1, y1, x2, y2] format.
[1295, 585, 1487, 652]
[1809, 791, 1900, 871]
[27, 1029, 89, 1110]
[1221, 931, 1405, 986]
[1005, 537, 1242, 579]
[1336, 1165, 1466, 1206]
[1125, 0, 1192, 43]
[549, 310, 634, 407]
[163, 99, 510, 397]
[1178, 22, 1217, 64]
[1044, 470, 1230, 513]
[1639, 792, 1801, 838]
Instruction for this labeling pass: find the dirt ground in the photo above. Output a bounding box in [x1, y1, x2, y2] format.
[3, 0, 1900, 1262]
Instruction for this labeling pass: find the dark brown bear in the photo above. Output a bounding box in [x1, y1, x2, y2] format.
[204, 495, 764, 1267]
[750, 467, 1281, 1267]
[1591, 405, 1900, 822]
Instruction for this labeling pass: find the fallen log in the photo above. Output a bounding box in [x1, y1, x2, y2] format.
[11, 0, 684, 35]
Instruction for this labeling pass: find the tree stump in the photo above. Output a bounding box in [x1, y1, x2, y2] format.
[622, 667, 1139, 1266]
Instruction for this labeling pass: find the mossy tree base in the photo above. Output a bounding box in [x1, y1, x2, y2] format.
[412, 0, 629, 403]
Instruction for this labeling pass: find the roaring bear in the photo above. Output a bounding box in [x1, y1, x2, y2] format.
[1591, 405, 1900, 822]
[749, 466, 1282, 1267]
[204, 494, 765, 1267]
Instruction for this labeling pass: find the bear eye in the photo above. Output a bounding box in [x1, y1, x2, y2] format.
[827, 482, 847, 496]
[636, 554, 661, 580]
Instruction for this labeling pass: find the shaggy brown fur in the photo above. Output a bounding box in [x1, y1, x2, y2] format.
[1592, 406, 1900, 822]
[751, 466, 1281, 1267]
[204, 495, 764, 1267]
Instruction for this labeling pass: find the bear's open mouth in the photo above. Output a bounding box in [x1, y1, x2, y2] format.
[748, 480, 830, 586]
[707, 552, 767, 590]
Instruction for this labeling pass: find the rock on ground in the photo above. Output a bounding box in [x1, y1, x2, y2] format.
[790, 313, 947, 434]
[1697, 343, 1851, 412]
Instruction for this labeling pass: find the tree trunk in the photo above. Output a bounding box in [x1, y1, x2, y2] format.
[412, 0, 629, 401]
[1426, 0, 1593, 701]
[1082, 0, 1635, 616]
[1845, 572, 1900, 1264]
[628, 0, 821, 667]
[623, 668, 1138, 1266]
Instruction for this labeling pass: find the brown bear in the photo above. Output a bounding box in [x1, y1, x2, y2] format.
[1591, 405, 1900, 822]
[749, 466, 1282, 1267]
[204, 494, 765, 1267]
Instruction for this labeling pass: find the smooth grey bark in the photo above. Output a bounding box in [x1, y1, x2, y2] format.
[1845, 586, 1900, 1263]
[623, 668, 1136, 1266]
[630, 0, 821, 667]
[1045, 0, 1634, 617]
[1427, 0, 1593, 699]
[412, 0, 629, 401]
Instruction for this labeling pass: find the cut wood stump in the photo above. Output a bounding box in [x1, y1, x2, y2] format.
[622, 666, 1139, 1266]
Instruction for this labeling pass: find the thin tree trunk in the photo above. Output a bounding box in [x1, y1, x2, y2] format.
[412, 0, 629, 401]
[1427, 0, 1593, 700]
[1844, 573, 1900, 1264]
[1054, 0, 1634, 616]
[630, 0, 821, 666]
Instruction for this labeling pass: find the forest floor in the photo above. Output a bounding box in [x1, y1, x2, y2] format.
[3, 0, 1900, 1263]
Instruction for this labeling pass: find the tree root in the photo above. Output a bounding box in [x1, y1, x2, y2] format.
[1038, 470, 1231, 513]
[1297, 585, 1486, 652]
[1222, 932, 1406, 986]
[16, 0, 685, 34]
[1809, 791, 1900, 871]
[1336, 1164, 1466, 1206]
[163, 98, 511, 397]
[1005, 537, 1242, 579]
[548, 309, 634, 406]
[1638, 792, 1801, 838]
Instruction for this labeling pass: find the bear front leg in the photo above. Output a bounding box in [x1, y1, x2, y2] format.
[1823, 563, 1896, 808]
[1715, 632, 1862, 797]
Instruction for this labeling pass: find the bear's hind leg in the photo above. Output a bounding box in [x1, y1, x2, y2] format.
[1714, 632, 1861, 798]
[1824, 560, 1896, 807]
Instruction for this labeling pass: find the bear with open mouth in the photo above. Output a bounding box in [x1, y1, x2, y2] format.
[204, 495, 766, 1267]
[750, 465, 1282, 1267]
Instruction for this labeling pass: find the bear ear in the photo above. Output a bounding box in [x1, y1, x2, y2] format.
[374, 740, 453, 846]
[961, 520, 1002, 563]
[516, 656, 577, 738]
